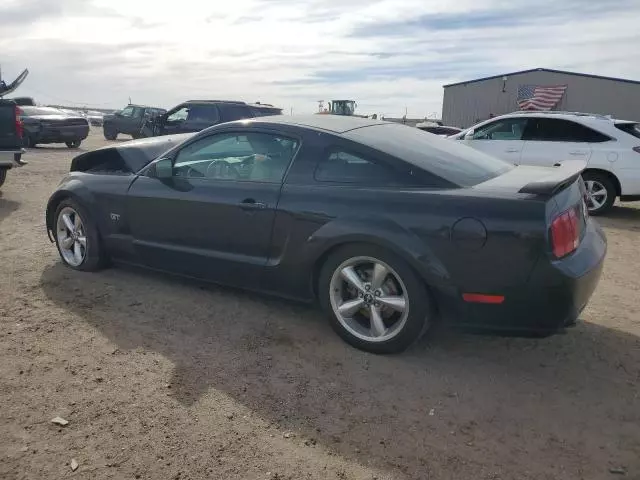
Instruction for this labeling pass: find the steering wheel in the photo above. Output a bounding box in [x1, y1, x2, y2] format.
[205, 160, 240, 179]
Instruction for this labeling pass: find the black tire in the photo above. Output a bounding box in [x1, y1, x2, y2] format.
[53, 198, 108, 272]
[103, 128, 117, 141]
[65, 139, 82, 148]
[0, 168, 7, 188]
[23, 136, 35, 148]
[582, 171, 616, 215]
[318, 243, 433, 354]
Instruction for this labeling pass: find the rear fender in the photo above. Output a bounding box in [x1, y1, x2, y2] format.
[307, 216, 452, 291]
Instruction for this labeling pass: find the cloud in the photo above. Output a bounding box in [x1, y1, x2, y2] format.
[1, 0, 639, 118]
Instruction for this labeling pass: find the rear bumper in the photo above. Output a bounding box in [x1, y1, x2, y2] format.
[27, 125, 89, 143]
[441, 218, 607, 334]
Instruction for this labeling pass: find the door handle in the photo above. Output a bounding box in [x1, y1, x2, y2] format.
[239, 198, 267, 210]
[505, 148, 520, 153]
[569, 151, 588, 156]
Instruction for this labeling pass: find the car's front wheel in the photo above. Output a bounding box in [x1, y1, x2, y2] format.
[582, 171, 616, 215]
[318, 244, 432, 354]
[65, 139, 82, 148]
[54, 199, 107, 271]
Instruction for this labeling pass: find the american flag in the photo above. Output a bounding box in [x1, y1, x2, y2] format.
[517, 84, 567, 111]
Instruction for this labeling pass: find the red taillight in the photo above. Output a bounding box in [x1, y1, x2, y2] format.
[15, 106, 23, 139]
[550, 207, 580, 258]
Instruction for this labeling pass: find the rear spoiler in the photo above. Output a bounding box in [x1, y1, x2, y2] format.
[518, 161, 585, 197]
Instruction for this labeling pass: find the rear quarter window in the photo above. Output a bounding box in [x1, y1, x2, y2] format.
[344, 123, 513, 187]
[615, 122, 640, 139]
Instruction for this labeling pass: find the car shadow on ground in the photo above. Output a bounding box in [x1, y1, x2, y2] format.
[26, 146, 87, 153]
[595, 204, 640, 232]
[39, 263, 640, 478]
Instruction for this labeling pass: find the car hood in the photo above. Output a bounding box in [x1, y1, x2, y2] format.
[71, 133, 195, 173]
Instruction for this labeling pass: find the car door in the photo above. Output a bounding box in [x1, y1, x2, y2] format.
[115, 106, 138, 134]
[462, 117, 529, 164]
[520, 118, 594, 167]
[220, 104, 253, 122]
[126, 128, 300, 288]
[182, 104, 221, 133]
[160, 105, 189, 135]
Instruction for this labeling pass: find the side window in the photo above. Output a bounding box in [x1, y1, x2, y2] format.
[472, 118, 528, 140]
[120, 106, 134, 117]
[186, 105, 220, 123]
[222, 105, 252, 121]
[315, 150, 404, 186]
[173, 132, 299, 183]
[526, 118, 611, 142]
[131, 107, 143, 119]
[166, 107, 189, 122]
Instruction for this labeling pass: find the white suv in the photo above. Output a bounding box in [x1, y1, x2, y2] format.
[451, 111, 640, 214]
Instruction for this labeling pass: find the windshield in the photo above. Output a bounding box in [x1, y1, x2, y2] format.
[344, 123, 513, 187]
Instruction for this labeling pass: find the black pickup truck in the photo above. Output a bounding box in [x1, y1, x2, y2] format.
[0, 100, 26, 188]
[102, 104, 167, 140]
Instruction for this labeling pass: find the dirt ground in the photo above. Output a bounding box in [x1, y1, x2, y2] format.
[0, 130, 638, 480]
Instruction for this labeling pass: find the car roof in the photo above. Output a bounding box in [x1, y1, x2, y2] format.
[499, 110, 633, 124]
[239, 114, 388, 134]
[184, 100, 246, 105]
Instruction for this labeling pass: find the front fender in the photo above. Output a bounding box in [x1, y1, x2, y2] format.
[45, 176, 101, 242]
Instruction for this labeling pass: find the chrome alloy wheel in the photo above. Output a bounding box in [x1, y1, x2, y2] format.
[585, 180, 607, 212]
[329, 256, 409, 342]
[56, 206, 87, 267]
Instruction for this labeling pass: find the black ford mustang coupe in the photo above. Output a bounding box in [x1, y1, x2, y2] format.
[45, 115, 606, 353]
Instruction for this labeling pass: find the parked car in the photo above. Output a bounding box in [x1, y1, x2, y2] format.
[450, 111, 640, 214]
[7, 96, 36, 106]
[45, 115, 606, 354]
[0, 99, 26, 188]
[143, 100, 282, 137]
[102, 104, 166, 140]
[18, 106, 89, 148]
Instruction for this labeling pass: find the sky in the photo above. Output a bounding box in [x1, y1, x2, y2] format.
[1, 0, 639, 118]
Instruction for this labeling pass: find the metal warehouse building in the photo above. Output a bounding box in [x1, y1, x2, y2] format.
[442, 68, 640, 128]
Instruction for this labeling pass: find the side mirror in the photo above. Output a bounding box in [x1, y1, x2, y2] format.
[464, 129, 475, 140]
[154, 158, 173, 179]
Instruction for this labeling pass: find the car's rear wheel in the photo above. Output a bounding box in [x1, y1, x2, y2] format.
[54, 199, 107, 271]
[23, 136, 35, 148]
[318, 244, 432, 354]
[65, 139, 82, 148]
[103, 128, 117, 140]
[582, 172, 616, 215]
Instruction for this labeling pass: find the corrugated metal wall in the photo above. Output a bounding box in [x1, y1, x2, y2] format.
[442, 71, 640, 128]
